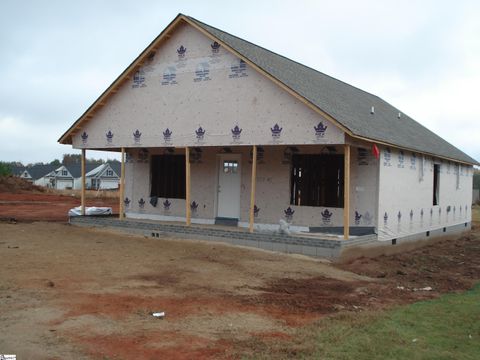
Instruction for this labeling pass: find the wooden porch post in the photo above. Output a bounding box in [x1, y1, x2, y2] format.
[185, 147, 191, 226]
[119, 147, 125, 220]
[81, 148, 86, 216]
[249, 145, 257, 233]
[343, 144, 351, 240]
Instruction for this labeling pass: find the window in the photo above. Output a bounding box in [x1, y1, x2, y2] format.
[223, 160, 238, 174]
[150, 155, 185, 199]
[433, 164, 440, 205]
[61, 170, 68, 176]
[106, 169, 113, 177]
[290, 154, 344, 207]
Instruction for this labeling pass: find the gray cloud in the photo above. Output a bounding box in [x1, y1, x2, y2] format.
[1, 0, 478, 163]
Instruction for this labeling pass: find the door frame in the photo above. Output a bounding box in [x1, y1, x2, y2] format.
[214, 153, 242, 219]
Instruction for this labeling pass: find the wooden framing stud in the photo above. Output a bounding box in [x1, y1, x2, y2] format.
[343, 144, 351, 240]
[81, 148, 86, 216]
[119, 147, 126, 220]
[249, 145, 257, 233]
[185, 147, 191, 226]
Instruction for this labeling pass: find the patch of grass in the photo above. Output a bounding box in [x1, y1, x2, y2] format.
[246, 285, 480, 359]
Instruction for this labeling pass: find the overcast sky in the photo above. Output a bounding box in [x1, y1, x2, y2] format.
[1, 0, 479, 164]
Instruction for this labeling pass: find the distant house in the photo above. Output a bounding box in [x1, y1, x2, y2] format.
[79, 162, 120, 190]
[28, 164, 58, 187]
[12, 163, 120, 190]
[10, 165, 32, 181]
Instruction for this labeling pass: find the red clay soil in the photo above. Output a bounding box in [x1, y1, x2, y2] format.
[0, 192, 118, 221]
[0, 175, 45, 193]
[0, 185, 479, 358]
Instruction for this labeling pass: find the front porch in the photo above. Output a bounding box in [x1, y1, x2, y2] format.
[70, 215, 378, 259]
[78, 142, 379, 242]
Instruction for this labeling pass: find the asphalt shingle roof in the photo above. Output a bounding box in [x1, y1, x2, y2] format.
[186, 15, 478, 165]
[27, 164, 57, 180]
[65, 164, 97, 178]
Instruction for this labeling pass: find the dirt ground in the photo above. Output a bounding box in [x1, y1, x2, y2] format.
[0, 192, 119, 222]
[0, 191, 479, 359]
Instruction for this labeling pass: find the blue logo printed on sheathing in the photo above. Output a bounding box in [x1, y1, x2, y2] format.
[357, 148, 369, 166]
[106, 130, 114, 144]
[410, 210, 414, 220]
[270, 123, 282, 139]
[177, 45, 187, 58]
[211, 41, 221, 53]
[384, 212, 388, 225]
[132, 70, 146, 88]
[354, 211, 362, 225]
[124, 197, 130, 207]
[231, 125, 242, 141]
[195, 127, 206, 141]
[314, 122, 328, 138]
[190, 201, 198, 213]
[133, 129, 142, 144]
[398, 151, 405, 168]
[383, 148, 391, 166]
[191, 148, 202, 164]
[253, 205, 260, 218]
[420, 208, 424, 217]
[138, 148, 149, 163]
[229, 59, 247, 78]
[163, 128, 172, 142]
[410, 153, 416, 169]
[194, 62, 211, 82]
[162, 67, 177, 86]
[163, 199, 171, 211]
[81, 131, 88, 145]
[284, 207, 295, 221]
[363, 211, 373, 225]
[397, 211, 402, 222]
[249, 147, 265, 164]
[138, 198, 145, 209]
[321, 209, 333, 225]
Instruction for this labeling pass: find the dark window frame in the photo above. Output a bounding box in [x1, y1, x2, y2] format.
[290, 154, 344, 208]
[150, 154, 186, 199]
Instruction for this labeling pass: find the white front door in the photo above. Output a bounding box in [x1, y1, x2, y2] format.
[217, 154, 241, 219]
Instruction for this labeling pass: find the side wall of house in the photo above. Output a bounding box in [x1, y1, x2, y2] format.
[377, 146, 473, 241]
[124, 144, 379, 230]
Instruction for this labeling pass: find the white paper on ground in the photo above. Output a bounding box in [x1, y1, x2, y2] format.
[68, 206, 113, 217]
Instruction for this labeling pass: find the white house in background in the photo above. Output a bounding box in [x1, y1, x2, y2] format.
[75, 162, 121, 190]
[10, 165, 33, 182]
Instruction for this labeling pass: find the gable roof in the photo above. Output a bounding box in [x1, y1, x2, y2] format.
[59, 14, 478, 165]
[65, 163, 97, 178]
[27, 164, 57, 180]
[10, 165, 26, 177]
[85, 162, 120, 178]
[108, 162, 121, 177]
